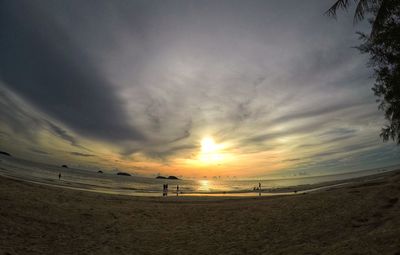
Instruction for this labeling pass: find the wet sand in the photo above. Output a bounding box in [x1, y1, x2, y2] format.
[1, 171, 400, 254]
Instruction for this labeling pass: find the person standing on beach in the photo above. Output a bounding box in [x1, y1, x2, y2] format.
[58, 173, 61, 180]
[166, 184, 168, 196]
[163, 184, 166, 196]
[176, 185, 179, 196]
[259, 182, 261, 196]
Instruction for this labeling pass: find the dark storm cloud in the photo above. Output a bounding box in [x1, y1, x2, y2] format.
[0, 1, 144, 143]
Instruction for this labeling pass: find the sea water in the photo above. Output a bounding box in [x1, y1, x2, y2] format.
[0, 155, 397, 197]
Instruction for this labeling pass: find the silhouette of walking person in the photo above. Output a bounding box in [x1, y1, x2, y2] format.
[58, 173, 61, 180]
[176, 185, 179, 196]
[259, 182, 261, 196]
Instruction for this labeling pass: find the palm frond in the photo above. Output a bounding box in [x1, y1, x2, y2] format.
[371, 0, 391, 37]
[353, 0, 370, 22]
[327, 0, 390, 38]
[325, 0, 353, 18]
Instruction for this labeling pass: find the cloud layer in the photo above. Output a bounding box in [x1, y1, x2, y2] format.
[0, 0, 399, 177]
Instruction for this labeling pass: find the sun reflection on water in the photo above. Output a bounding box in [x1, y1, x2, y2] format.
[198, 179, 210, 192]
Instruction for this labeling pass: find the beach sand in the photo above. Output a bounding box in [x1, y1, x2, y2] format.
[1, 171, 400, 254]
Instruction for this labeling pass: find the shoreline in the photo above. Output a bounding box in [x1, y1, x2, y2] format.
[0, 167, 398, 198]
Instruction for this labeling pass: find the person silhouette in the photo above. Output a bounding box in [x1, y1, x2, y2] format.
[176, 185, 179, 196]
[58, 173, 61, 180]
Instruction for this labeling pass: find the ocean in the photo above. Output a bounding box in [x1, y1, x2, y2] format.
[0, 155, 397, 197]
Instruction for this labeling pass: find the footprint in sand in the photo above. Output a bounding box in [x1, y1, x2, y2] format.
[381, 197, 398, 209]
[351, 217, 369, 228]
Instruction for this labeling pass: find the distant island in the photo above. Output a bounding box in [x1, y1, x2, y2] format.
[117, 172, 131, 176]
[61, 165, 68, 168]
[156, 175, 180, 180]
[0, 151, 11, 157]
[97, 170, 103, 174]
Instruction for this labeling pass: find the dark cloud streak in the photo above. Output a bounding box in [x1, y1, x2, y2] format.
[0, 1, 144, 143]
[70, 152, 95, 157]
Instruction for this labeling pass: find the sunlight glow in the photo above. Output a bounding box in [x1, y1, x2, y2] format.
[199, 137, 224, 163]
[201, 137, 217, 153]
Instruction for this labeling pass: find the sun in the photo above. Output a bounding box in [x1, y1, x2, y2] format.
[201, 137, 217, 153]
[199, 137, 223, 163]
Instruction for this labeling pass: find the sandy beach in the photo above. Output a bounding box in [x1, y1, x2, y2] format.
[0, 171, 399, 254]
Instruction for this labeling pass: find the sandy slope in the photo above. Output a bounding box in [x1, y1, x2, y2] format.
[1, 171, 400, 255]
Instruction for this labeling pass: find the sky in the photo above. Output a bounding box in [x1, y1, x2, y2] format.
[1, 0, 399, 179]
